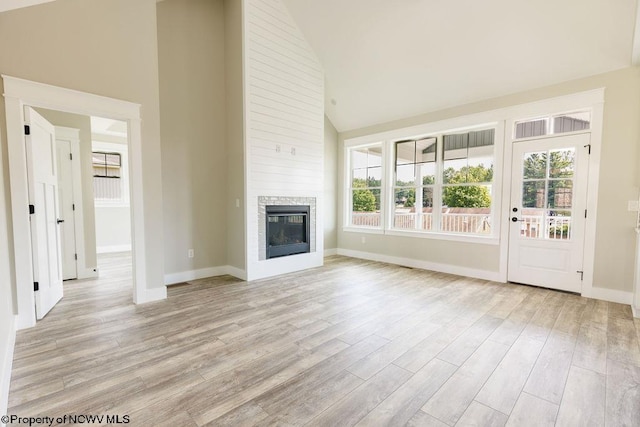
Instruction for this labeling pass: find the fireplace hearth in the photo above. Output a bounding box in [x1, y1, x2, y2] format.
[266, 205, 310, 259]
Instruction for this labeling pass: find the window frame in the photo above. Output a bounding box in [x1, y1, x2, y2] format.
[92, 151, 122, 178]
[513, 110, 591, 140]
[344, 121, 504, 244]
[391, 137, 438, 232]
[92, 141, 130, 208]
[344, 141, 385, 232]
[389, 127, 498, 238]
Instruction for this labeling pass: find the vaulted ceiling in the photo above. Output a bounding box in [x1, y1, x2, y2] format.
[3, 0, 639, 133]
[0, 0, 55, 13]
[282, 0, 639, 132]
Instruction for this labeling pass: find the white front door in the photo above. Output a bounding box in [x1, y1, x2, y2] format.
[25, 107, 64, 319]
[508, 133, 590, 293]
[56, 138, 78, 280]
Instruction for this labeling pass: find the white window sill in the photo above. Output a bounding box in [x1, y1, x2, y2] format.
[95, 202, 130, 208]
[385, 229, 499, 245]
[342, 226, 499, 244]
[342, 226, 384, 235]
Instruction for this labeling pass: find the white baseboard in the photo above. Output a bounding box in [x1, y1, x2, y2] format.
[96, 244, 132, 254]
[136, 286, 167, 304]
[590, 287, 633, 305]
[632, 304, 639, 318]
[224, 265, 247, 281]
[336, 248, 502, 282]
[164, 265, 247, 285]
[324, 248, 338, 257]
[1, 315, 17, 423]
[77, 267, 99, 280]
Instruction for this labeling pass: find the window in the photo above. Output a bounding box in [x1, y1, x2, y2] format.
[521, 148, 575, 240]
[92, 151, 121, 178]
[392, 129, 494, 235]
[515, 111, 590, 139]
[92, 150, 125, 203]
[394, 138, 436, 231]
[349, 145, 382, 228]
[441, 129, 494, 235]
[346, 127, 496, 238]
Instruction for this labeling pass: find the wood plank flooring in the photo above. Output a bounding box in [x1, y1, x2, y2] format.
[7, 253, 640, 426]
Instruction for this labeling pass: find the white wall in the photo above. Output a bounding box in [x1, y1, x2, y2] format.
[95, 207, 131, 253]
[92, 140, 131, 254]
[243, 0, 325, 279]
[324, 116, 338, 251]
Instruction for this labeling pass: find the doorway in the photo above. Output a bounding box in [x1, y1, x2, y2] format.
[507, 132, 591, 293]
[4, 75, 160, 330]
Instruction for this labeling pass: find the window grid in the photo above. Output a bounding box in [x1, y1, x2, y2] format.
[347, 127, 496, 238]
[514, 111, 590, 140]
[349, 145, 383, 229]
[393, 138, 437, 232]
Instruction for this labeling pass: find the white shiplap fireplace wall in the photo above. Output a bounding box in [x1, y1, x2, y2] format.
[243, 0, 325, 280]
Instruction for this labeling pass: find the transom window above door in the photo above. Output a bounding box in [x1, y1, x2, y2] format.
[514, 111, 590, 139]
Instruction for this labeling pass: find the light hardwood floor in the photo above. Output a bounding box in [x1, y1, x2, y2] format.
[7, 253, 640, 426]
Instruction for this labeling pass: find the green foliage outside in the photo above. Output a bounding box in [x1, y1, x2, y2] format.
[522, 151, 574, 208]
[443, 185, 491, 208]
[443, 164, 493, 185]
[393, 165, 493, 209]
[442, 165, 492, 208]
[353, 189, 377, 212]
[549, 223, 570, 238]
[352, 177, 377, 212]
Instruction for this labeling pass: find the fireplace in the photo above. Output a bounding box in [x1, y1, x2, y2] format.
[266, 205, 310, 259]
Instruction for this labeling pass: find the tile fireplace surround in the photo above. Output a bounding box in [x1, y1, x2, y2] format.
[258, 196, 316, 261]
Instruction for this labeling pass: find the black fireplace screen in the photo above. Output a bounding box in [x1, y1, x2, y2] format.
[266, 205, 310, 259]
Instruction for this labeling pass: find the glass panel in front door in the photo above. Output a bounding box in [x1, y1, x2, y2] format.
[520, 148, 575, 240]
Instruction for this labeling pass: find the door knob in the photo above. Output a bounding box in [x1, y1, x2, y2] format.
[56, 219, 64, 224]
[511, 217, 524, 222]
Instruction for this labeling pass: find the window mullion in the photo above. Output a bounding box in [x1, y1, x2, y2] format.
[433, 135, 443, 231]
[386, 140, 396, 231]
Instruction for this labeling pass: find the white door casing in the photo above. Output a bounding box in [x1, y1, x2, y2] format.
[4, 75, 161, 330]
[24, 107, 64, 319]
[55, 138, 77, 280]
[508, 133, 590, 293]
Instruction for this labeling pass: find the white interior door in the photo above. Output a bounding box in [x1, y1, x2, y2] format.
[56, 138, 78, 280]
[25, 107, 64, 319]
[508, 133, 590, 293]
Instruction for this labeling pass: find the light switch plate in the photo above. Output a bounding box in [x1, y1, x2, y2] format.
[628, 200, 639, 212]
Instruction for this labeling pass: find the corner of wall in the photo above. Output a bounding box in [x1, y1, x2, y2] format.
[0, 314, 17, 420]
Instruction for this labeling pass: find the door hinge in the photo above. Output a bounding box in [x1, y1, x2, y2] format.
[29, 204, 35, 215]
[577, 270, 584, 281]
[34, 282, 39, 291]
[584, 144, 591, 154]
[24, 125, 30, 135]
[585, 209, 587, 218]
[72, 203, 75, 211]
[74, 253, 78, 261]
[70, 153, 73, 160]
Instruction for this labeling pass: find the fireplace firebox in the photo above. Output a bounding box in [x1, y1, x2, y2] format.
[266, 205, 310, 259]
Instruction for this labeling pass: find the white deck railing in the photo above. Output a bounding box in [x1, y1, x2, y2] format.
[352, 212, 491, 235]
[520, 215, 571, 239]
[351, 211, 570, 239]
[351, 212, 381, 227]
